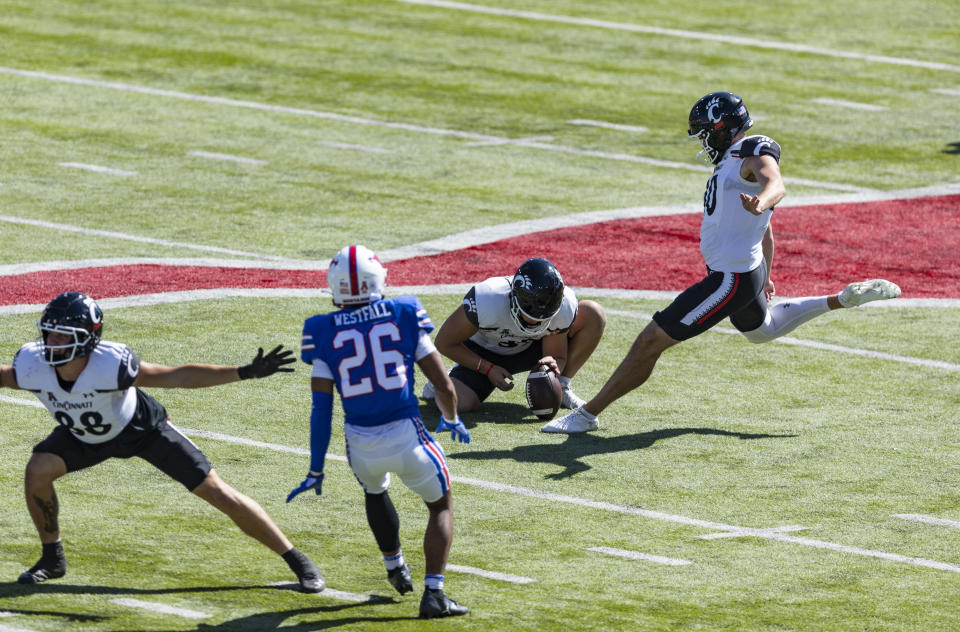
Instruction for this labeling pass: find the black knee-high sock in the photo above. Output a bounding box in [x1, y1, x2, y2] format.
[365, 491, 401, 553]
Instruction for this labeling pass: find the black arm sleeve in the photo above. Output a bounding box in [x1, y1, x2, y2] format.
[462, 287, 480, 328]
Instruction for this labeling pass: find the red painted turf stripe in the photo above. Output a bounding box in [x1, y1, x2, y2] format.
[1, 195, 957, 305]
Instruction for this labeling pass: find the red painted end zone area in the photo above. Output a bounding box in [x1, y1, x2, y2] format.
[388, 194, 960, 298]
[0, 194, 957, 305]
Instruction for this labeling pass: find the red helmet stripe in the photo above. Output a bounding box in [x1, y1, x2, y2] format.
[348, 245, 359, 297]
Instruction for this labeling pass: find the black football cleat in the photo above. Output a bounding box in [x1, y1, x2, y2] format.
[18, 556, 66, 585]
[297, 566, 325, 593]
[419, 588, 468, 619]
[387, 563, 414, 595]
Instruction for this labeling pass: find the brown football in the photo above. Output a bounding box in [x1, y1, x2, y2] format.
[525, 364, 562, 421]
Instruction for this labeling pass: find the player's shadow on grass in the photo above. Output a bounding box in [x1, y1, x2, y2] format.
[0, 585, 408, 631]
[420, 401, 560, 429]
[944, 141, 960, 154]
[104, 604, 413, 632]
[449, 427, 798, 479]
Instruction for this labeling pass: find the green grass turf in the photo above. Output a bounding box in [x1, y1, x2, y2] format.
[2, 0, 959, 262]
[1, 297, 958, 631]
[0, 0, 958, 629]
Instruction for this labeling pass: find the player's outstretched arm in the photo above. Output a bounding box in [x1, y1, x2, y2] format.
[136, 344, 295, 388]
[0, 365, 20, 390]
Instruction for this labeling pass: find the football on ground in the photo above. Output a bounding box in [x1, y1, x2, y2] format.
[525, 365, 562, 420]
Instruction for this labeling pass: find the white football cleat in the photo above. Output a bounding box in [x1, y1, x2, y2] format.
[541, 408, 598, 434]
[838, 279, 901, 308]
[561, 385, 586, 410]
[422, 381, 435, 400]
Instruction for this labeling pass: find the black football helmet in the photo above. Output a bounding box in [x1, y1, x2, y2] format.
[36, 292, 103, 365]
[510, 258, 565, 334]
[688, 91, 753, 165]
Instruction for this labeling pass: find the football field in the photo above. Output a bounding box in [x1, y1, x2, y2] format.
[1, 1, 959, 630]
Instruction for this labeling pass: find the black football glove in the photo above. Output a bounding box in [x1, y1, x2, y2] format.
[238, 345, 295, 380]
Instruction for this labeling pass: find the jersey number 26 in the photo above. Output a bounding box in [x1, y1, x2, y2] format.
[333, 322, 408, 398]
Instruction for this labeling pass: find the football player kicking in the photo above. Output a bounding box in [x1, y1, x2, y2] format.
[423, 257, 606, 416]
[545, 91, 901, 434]
[288, 245, 468, 619]
[0, 292, 324, 592]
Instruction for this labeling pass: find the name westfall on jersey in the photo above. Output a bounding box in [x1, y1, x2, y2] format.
[300, 296, 433, 427]
[463, 277, 577, 354]
[13, 340, 166, 444]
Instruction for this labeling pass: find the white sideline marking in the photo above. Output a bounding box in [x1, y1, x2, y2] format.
[187, 151, 266, 165]
[589, 547, 691, 566]
[931, 88, 960, 97]
[58, 162, 137, 176]
[394, 0, 960, 74]
[109, 598, 210, 619]
[0, 215, 304, 263]
[0, 66, 860, 192]
[1, 397, 958, 575]
[446, 564, 536, 584]
[317, 141, 393, 154]
[0, 257, 327, 277]
[811, 98, 887, 112]
[0, 181, 957, 271]
[269, 583, 375, 601]
[568, 119, 647, 133]
[698, 525, 809, 540]
[894, 514, 960, 529]
[3, 180, 957, 270]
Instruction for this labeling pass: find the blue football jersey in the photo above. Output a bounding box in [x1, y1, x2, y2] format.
[301, 296, 433, 426]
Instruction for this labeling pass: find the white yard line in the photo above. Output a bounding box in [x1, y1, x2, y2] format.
[698, 525, 809, 540]
[394, 0, 960, 74]
[269, 583, 375, 601]
[109, 598, 211, 619]
[588, 547, 691, 566]
[0, 66, 864, 192]
[446, 564, 536, 583]
[603, 308, 960, 372]
[0, 624, 39, 632]
[811, 98, 886, 111]
[930, 88, 960, 97]
[0, 215, 304, 263]
[187, 151, 267, 165]
[894, 514, 960, 529]
[3, 395, 958, 575]
[317, 141, 393, 154]
[0, 257, 327, 276]
[568, 119, 648, 133]
[58, 162, 137, 176]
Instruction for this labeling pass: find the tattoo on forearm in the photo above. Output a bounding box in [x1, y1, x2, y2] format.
[33, 492, 59, 533]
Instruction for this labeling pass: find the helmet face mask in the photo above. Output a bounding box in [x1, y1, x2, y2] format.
[688, 91, 753, 165]
[509, 258, 565, 334]
[36, 292, 103, 366]
[327, 245, 387, 307]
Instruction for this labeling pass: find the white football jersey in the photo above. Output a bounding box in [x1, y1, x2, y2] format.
[463, 277, 578, 355]
[14, 340, 141, 444]
[699, 135, 782, 273]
